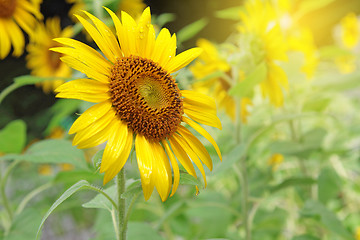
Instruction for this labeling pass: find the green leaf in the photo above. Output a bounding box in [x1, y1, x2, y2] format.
[229, 62, 267, 97]
[5, 208, 42, 240]
[215, 6, 243, 20]
[83, 185, 116, 211]
[54, 170, 102, 185]
[155, 13, 176, 28]
[2, 139, 88, 169]
[13, 75, 59, 85]
[318, 167, 341, 204]
[36, 180, 92, 240]
[0, 120, 26, 154]
[121, 179, 142, 199]
[179, 172, 204, 189]
[92, 149, 104, 169]
[127, 222, 164, 240]
[270, 177, 316, 193]
[301, 200, 353, 239]
[214, 144, 246, 174]
[292, 234, 321, 240]
[319, 45, 352, 59]
[177, 18, 208, 44]
[45, 99, 81, 135]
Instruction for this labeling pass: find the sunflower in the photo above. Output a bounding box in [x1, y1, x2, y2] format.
[0, 0, 42, 59]
[26, 17, 73, 93]
[340, 12, 360, 49]
[117, 0, 146, 19]
[239, 0, 288, 107]
[190, 38, 252, 123]
[52, 7, 222, 201]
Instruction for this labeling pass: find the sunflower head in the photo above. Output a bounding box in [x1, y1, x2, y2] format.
[52, 7, 222, 201]
[26, 17, 73, 93]
[0, 0, 42, 59]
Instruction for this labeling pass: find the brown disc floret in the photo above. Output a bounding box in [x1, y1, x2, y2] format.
[0, 0, 17, 18]
[109, 56, 183, 142]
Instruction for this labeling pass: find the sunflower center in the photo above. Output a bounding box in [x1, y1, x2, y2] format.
[48, 49, 62, 70]
[109, 56, 183, 142]
[0, 0, 17, 18]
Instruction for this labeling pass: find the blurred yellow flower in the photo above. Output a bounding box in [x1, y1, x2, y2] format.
[38, 164, 53, 176]
[26, 17, 73, 93]
[340, 12, 359, 49]
[335, 55, 356, 74]
[239, 0, 288, 107]
[190, 38, 252, 123]
[288, 28, 319, 78]
[59, 163, 74, 171]
[356, 226, 360, 240]
[268, 153, 284, 171]
[117, 0, 146, 19]
[52, 7, 222, 201]
[0, 0, 42, 59]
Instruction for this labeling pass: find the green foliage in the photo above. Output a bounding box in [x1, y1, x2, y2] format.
[301, 200, 353, 239]
[177, 18, 208, 44]
[0, 120, 26, 154]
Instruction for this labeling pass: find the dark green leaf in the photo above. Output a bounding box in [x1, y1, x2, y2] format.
[318, 167, 341, 204]
[0, 120, 26, 154]
[215, 6, 243, 20]
[127, 222, 164, 240]
[155, 13, 176, 27]
[5, 208, 42, 240]
[214, 144, 246, 174]
[301, 200, 353, 239]
[92, 149, 104, 169]
[179, 172, 204, 189]
[177, 18, 208, 44]
[292, 234, 321, 240]
[83, 185, 116, 210]
[270, 177, 316, 193]
[36, 180, 92, 240]
[121, 179, 142, 199]
[6, 139, 88, 169]
[229, 62, 267, 97]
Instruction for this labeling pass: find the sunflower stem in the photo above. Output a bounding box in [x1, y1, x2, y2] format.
[234, 95, 251, 240]
[117, 168, 126, 240]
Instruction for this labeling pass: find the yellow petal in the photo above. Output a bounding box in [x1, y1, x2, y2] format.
[0, 20, 11, 59]
[6, 20, 24, 57]
[184, 107, 222, 129]
[104, 7, 129, 57]
[55, 78, 109, 94]
[102, 122, 133, 185]
[54, 38, 112, 70]
[144, 24, 156, 59]
[136, 7, 152, 56]
[77, 118, 116, 149]
[177, 126, 212, 170]
[59, 56, 109, 83]
[69, 101, 112, 134]
[152, 142, 172, 201]
[172, 133, 207, 187]
[135, 135, 155, 200]
[121, 11, 138, 55]
[75, 14, 116, 63]
[162, 140, 180, 197]
[168, 136, 197, 178]
[183, 116, 222, 161]
[181, 90, 217, 112]
[82, 11, 122, 59]
[51, 46, 110, 75]
[165, 47, 202, 73]
[73, 110, 116, 146]
[151, 28, 171, 64]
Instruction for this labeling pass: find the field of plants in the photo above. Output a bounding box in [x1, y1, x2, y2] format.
[1, 0, 360, 239]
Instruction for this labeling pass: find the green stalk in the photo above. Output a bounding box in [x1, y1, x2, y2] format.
[0, 83, 21, 105]
[1, 161, 20, 235]
[117, 168, 126, 240]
